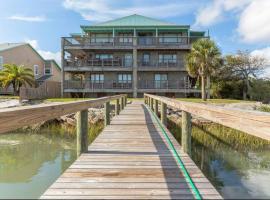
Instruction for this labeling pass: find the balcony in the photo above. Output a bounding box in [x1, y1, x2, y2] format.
[63, 36, 207, 49]
[138, 60, 185, 71]
[64, 80, 133, 92]
[64, 58, 133, 72]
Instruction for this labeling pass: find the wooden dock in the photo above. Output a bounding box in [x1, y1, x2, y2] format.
[41, 101, 221, 199]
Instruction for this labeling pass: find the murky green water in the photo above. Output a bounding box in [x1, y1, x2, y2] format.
[0, 133, 76, 199]
[168, 119, 270, 199]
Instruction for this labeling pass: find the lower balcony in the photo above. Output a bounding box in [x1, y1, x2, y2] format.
[138, 80, 200, 93]
[64, 80, 133, 92]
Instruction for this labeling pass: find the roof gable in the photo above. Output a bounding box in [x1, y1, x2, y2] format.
[93, 14, 175, 27]
[0, 43, 26, 52]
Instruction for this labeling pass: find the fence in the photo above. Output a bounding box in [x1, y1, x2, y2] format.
[20, 81, 61, 100]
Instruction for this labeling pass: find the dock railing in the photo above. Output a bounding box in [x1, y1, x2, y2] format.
[0, 94, 127, 155]
[144, 93, 270, 155]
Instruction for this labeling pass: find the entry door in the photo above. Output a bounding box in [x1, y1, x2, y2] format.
[155, 74, 167, 89]
[124, 54, 132, 67]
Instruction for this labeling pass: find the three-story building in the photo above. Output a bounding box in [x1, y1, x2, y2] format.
[62, 14, 207, 97]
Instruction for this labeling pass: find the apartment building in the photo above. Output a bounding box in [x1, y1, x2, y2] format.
[62, 14, 206, 98]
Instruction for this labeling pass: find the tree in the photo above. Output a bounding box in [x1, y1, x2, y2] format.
[0, 64, 35, 95]
[185, 38, 222, 100]
[224, 51, 266, 100]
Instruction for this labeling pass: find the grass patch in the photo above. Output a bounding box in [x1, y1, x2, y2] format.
[257, 105, 270, 113]
[45, 98, 93, 102]
[0, 95, 19, 99]
[176, 98, 254, 104]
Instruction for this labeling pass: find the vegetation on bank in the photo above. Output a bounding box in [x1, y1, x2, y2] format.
[0, 64, 35, 95]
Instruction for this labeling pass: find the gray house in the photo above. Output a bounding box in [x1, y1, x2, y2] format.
[62, 14, 206, 97]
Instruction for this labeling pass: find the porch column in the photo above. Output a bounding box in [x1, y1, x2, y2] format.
[132, 29, 138, 97]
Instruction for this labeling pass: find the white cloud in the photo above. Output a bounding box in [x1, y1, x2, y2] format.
[194, 0, 251, 27]
[8, 15, 46, 22]
[63, 0, 198, 22]
[24, 39, 61, 66]
[251, 47, 270, 77]
[238, 0, 270, 43]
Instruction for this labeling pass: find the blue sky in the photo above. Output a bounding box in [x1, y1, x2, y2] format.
[0, 0, 270, 74]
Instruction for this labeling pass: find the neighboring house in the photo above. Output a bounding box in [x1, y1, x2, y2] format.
[62, 14, 207, 98]
[0, 43, 61, 94]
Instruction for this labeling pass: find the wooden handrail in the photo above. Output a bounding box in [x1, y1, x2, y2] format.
[0, 94, 127, 134]
[144, 93, 270, 141]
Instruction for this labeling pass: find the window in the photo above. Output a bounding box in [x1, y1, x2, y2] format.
[0, 56, 3, 70]
[158, 54, 177, 63]
[34, 65, 39, 76]
[90, 33, 112, 43]
[90, 74, 104, 83]
[118, 33, 133, 43]
[118, 74, 132, 83]
[45, 67, 51, 75]
[142, 53, 150, 65]
[95, 54, 113, 60]
[155, 74, 167, 88]
[159, 33, 182, 43]
[124, 54, 132, 67]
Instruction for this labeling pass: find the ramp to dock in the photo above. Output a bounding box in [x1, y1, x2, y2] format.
[41, 101, 221, 199]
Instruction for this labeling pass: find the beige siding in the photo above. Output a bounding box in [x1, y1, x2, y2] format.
[0, 44, 44, 78]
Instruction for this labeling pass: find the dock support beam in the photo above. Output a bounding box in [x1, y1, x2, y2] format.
[182, 111, 191, 155]
[154, 99, 158, 115]
[161, 102, 167, 126]
[115, 99, 119, 115]
[104, 102, 110, 126]
[120, 97, 124, 110]
[150, 98, 154, 111]
[76, 109, 88, 156]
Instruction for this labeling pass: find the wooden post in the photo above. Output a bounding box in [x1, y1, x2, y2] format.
[121, 97, 124, 110]
[182, 110, 191, 155]
[76, 109, 88, 156]
[150, 98, 153, 110]
[104, 102, 110, 126]
[154, 99, 158, 116]
[115, 99, 119, 115]
[125, 96, 127, 106]
[161, 102, 167, 126]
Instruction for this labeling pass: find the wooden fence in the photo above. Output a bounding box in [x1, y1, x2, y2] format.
[144, 93, 270, 154]
[20, 81, 61, 100]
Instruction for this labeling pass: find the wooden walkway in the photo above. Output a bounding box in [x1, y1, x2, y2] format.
[41, 101, 222, 199]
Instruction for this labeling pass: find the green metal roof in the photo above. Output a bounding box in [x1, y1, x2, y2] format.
[81, 14, 190, 31]
[190, 31, 206, 37]
[0, 43, 25, 52]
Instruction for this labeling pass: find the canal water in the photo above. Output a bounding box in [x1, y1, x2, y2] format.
[0, 132, 76, 199]
[0, 121, 270, 199]
[168, 119, 270, 199]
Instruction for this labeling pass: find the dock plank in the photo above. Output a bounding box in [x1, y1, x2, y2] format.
[41, 101, 222, 199]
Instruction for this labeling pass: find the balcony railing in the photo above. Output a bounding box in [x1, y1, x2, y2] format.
[63, 36, 207, 47]
[65, 58, 133, 68]
[138, 60, 184, 68]
[138, 80, 187, 89]
[64, 80, 133, 90]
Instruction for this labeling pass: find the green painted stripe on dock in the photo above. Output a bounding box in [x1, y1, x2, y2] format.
[146, 105, 202, 200]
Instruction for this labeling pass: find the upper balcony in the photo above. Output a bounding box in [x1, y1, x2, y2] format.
[62, 36, 208, 50]
[64, 58, 133, 72]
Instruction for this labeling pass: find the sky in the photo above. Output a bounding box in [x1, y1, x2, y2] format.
[0, 0, 270, 75]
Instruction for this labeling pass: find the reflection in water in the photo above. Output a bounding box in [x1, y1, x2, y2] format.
[168, 119, 270, 199]
[0, 132, 76, 199]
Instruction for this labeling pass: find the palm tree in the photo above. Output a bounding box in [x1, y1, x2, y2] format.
[186, 38, 222, 100]
[0, 64, 35, 95]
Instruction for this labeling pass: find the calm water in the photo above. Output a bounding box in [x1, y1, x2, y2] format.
[0, 133, 76, 199]
[169, 120, 270, 199]
[1, 122, 270, 199]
